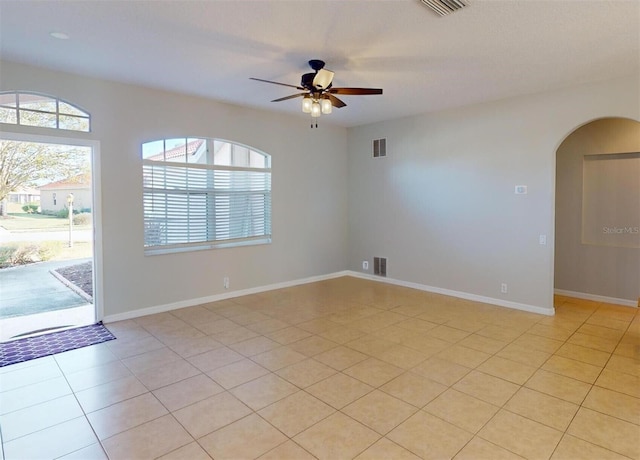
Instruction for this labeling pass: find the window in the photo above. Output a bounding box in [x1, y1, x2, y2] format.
[142, 138, 272, 254]
[0, 92, 90, 132]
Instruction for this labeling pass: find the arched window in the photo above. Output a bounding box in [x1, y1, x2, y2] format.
[0, 92, 90, 132]
[142, 138, 271, 254]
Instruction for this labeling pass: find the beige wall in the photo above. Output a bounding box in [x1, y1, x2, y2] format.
[2, 59, 638, 318]
[555, 118, 640, 302]
[347, 76, 640, 313]
[0, 60, 348, 318]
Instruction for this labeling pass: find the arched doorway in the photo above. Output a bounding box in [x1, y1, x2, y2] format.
[554, 117, 640, 307]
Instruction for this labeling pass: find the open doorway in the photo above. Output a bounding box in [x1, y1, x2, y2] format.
[0, 138, 96, 341]
[554, 117, 640, 307]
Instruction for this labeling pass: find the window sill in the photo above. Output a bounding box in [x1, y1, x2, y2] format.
[144, 237, 271, 256]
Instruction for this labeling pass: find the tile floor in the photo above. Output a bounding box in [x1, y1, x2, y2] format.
[0, 276, 638, 459]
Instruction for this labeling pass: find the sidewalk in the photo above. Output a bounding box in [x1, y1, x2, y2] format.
[0, 227, 92, 243]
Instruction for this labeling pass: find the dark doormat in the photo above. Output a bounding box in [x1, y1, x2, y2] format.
[0, 322, 116, 367]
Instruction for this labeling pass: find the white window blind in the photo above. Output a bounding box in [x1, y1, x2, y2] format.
[142, 138, 271, 254]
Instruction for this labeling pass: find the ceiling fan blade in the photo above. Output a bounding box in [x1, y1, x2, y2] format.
[328, 94, 347, 108]
[271, 93, 307, 102]
[250, 77, 304, 90]
[329, 87, 383, 95]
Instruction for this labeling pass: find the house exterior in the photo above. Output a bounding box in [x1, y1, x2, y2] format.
[144, 138, 206, 163]
[39, 173, 92, 214]
[8, 187, 41, 205]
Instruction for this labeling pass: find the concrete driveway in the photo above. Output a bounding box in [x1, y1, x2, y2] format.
[0, 259, 90, 319]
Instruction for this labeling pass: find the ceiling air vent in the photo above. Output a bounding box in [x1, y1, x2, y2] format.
[420, 0, 466, 16]
[373, 138, 386, 158]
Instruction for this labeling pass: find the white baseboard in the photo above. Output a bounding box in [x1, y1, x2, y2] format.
[345, 271, 555, 316]
[103, 270, 351, 323]
[554, 289, 638, 308]
[103, 269, 556, 323]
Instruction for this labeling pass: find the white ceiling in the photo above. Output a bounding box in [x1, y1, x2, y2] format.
[1, 0, 638, 127]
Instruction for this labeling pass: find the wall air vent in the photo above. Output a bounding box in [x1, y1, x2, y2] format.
[420, 0, 466, 16]
[373, 138, 386, 158]
[373, 257, 387, 277]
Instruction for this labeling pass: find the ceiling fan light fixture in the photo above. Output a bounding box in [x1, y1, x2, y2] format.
[313, 68, 334, 90]
[302, 96, 312, 113]
[250, 59, 382, 126]
[321, 97, 332, 114]
[311, 101, 322, 118]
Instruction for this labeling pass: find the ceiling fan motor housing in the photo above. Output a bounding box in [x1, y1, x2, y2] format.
[308, 59, 326, 71]
[302, 60, 335, 91]
[301, 72, 316, 89]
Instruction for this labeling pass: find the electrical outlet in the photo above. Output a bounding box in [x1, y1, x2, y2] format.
[362, 260, 369, 270]
[501, 283, 508, 294]
[223, 277, 229, 289]
[539, 234, 547, 245]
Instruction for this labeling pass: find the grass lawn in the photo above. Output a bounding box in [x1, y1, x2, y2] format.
[0, 212, 91, 232]
[0, 241, 92, 268]
[55, 241, 93, 260]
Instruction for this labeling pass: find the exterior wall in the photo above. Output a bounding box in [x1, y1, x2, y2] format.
[8, 192, 40, 204]
[40, 187, 91, 213]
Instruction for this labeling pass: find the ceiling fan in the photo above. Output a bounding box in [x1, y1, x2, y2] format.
[250, 59, 382, 123]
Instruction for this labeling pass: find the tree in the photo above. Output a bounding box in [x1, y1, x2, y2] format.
[0, 140, 90, 216]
